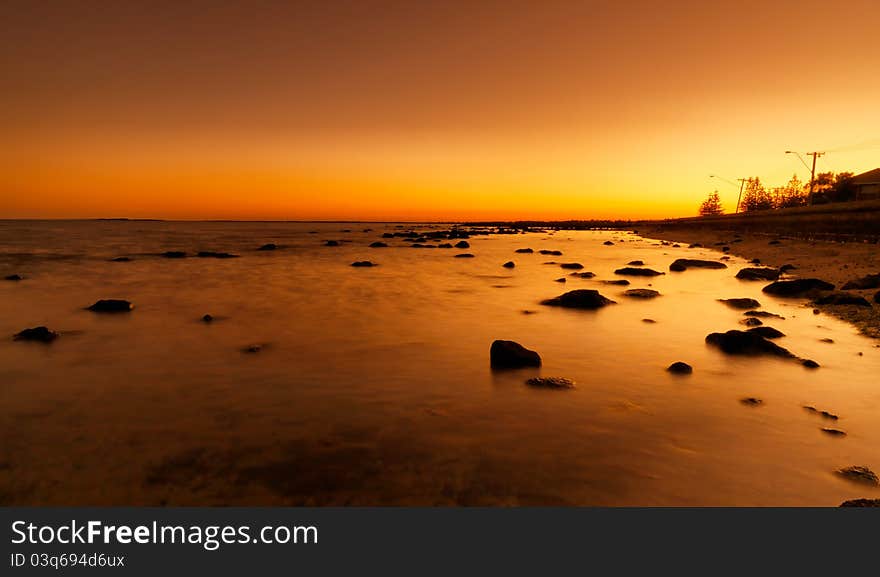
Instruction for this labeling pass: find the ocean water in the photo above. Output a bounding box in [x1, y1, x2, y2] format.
[0, 220, 878, 505]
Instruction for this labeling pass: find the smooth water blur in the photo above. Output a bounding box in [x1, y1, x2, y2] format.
[1, 220, 878, 505]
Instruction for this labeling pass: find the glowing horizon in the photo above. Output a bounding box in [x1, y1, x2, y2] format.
[2, 0, 879, 221]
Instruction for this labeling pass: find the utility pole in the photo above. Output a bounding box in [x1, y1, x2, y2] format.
[735, 178, 748, 213]
[806, 151, 824, 205]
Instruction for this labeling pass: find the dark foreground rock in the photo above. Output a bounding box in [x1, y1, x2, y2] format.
[257, 243, 277, 251]
[202, 314, 214, 323]
[603, 240, 614, 246]
[569, 271, 596, 278]
[87, 299, 133, 313]
[627, 260, 644, 266]
[162, 251, 187, 258]
[560, 262, 584, 269]
[490, 340, 541, 368]
[603, 279, 630, 286]
[515, 248, 534, 253]
[736, 267, 780, 281]
[615, 267, 664, 277]
[624, 289, 660, 298]
[4, 274, 23, 281]
[454, 253, 475, 258]
[670, 259, 727, 272]
[539, 250, 562, 256]
[502, 261, 515, 268]
[197, 251, 238, 259]
[839, 498, 880, 507]
[743, 310, 785, 319]
[667, 361, 692, 374]
[814, 292, 872, 307]
[369, 242, 388, 248]
[351, 261, 377, 267]
[802, 359, 820, 368]
[835, 466, 879, 486]
[325, 240, 339, 246]
[454, 241, 470, 249]
[740, 397, 763, 406]
[762, 278, 834, 296]
[747, 326, 785, 339]
[876, 290, 880, 304]
[110, 257, 132, 262]
[841, 273, 880, 290]
[14, 326, 58, 342]
[705, 330, 794, 357]
[719, 298, 761, 309]
[541, 289, 616, 309]
[526, 376, 575, 389]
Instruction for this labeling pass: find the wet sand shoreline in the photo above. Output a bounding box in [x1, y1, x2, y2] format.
[641, 225, 880, 339]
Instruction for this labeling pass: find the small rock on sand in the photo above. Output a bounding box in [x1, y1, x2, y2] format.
[14, 326, 58, 342]
[490, 340, 541, 368]
[526, 376, 575, 389]
[642, 318, 657, 323]
[87, 299, 133, 313]
[666, 361, 692, 374]
[841, 273, 880, 290]
[835, 466, 879, 486]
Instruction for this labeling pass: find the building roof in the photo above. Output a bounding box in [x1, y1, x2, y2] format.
[852, 167, 880, 184]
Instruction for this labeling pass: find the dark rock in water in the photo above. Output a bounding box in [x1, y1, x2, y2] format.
[202, 314, 214, 323]
[351, 261, 377, 267]
[642, 318, 657, 323]
[749, 258, 761, 264]
[4, 274, 23, 280]
[768, 239, 782, 245]
[243, 344, 263, 353]
[836, 466, 879, 486]
[624, 289, 660, 299]
[87, 299, 133, 313]
[841, 273, 880, 290]
[688, 243, 702, 248]
[14, 326, 58, 343]
[614, 267, 664, 277]
[490, 340, 541, 368]
[762, 278, 834, 296]
[515, 248, 534, 253]
[736, 267, 780, 281]
[197, 251, 238, 259]
[110, 257, 132, 262]
[437, 243, 453, 248]
[455, 241, 470, 249]
[541, 289, 616, 309]
[257, 243, 277, 251]
[454, 253, 475, 258]
[779, 264, 796, 272]
[705, 330, 794, 357]
[502, 261, 515, 268]
[821, 428, 846, 436]
[802, 359, 820, 369]
[747, 326, 785, 339]
[554, 277, 566, 283]
[740, 317, 763, 327]
[603, 279, 630, 286]
[666, 361, 692, 374]
[381, 233, 394, 238]
[669, 259, 727, 271]
[876, 290, 880, 304]
[743, 310, 785, 320]
[719, 298, 761, 309]
[539, 250, 562, 256]
[819, 337, 835, 343]
[369, 242, 388, 248]
[325, 240, 339, 246]
[814, 292, 872, 307]
[603, 240, 614, 246]
[627, 260, 645, 266]
[740, 397, 763, 406]
[569, 271, 596, 278]
[560, 262, 584, 270]
[521, 310, 537, 315]
[162, 251, 187, 258]
[840, 498, 880, 507]
[526, 376, 575, 389]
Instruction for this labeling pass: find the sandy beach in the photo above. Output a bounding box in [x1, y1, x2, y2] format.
[642, 225, 880, 339]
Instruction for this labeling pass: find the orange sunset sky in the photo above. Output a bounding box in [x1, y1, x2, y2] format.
[2, 0, 879, 221]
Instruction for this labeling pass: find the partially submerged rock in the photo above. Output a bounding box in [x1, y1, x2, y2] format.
[841, 273, 880, 290]
[369, 242, 388, 248]
[821, 428, 846, 437]
[257, 243, 277, 251]
[351, 261, 377, 267]
[602, 279, 630, 286]
[615, 267, 664, 276]
[736, 267, 780, 281]
[839, 499, 880, 507]
[554, 277, 566, 283]
[740, 397, 763, 406]
[802, 359, 820, 369]
[202, 314, 214, 323]
[814, 292, 872, 307]
[325, 240, 339, 247]
[454, 253, 475, 258]
[110, 256, 132, 262]
[569, 271, 596, 278]
[502, 261, 515, 268]
[603, 240, 614, 246]
[624, 289, 660, 299]
[197, 251, 238, 258]
[526, 376, 575, 389]
[14, 326, 58, 343]
[539, 250, 562, 256]
[87, 299, 133, 313]
[515, 248, 534, 253]
[747, 326, 785, 339]
[705, 330, 794, 357]
[454, 241, 470, 249]
[669, 259, 727, 272]
[762, 278, 834, 296]
[541, 289, 616, 309]
[835, 466, 879, 486]
[743, 310, 784, 320]
[560, 262, 584, 270]
[666, 361, 692, 374]
[719, 298, 761, 309]
[4, 274, 23, 281]
[490, 340, 541, 368]
[627, 260, 645, 266]
[740, 317, 763, 326]
[162, 251, 187, 258]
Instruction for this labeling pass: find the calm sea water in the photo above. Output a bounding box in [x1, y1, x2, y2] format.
[1, 220, 878, 505]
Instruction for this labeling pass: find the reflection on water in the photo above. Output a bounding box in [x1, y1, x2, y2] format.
[0, 221, 878, 505]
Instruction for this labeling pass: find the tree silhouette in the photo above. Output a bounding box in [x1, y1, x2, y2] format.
[699, 190, 723, 216]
